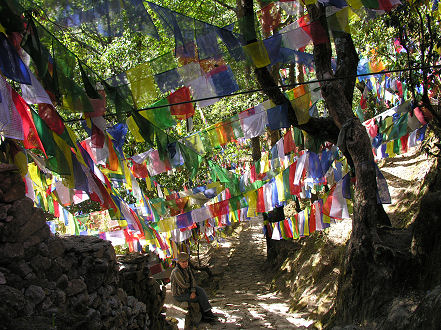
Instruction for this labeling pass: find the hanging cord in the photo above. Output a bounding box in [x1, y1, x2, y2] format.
[62, 63, 441, 122]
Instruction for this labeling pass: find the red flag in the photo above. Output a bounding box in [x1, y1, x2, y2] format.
[208, 200, 229, 217]
[38, 103, 65, 135]
[11, 89, 46, 156]
[256, 187, 265, 213]
[309, 203, 316, 234]
[283, 128, 297, 155]
[91, 123, 105, 148]
[299, 15, 328, 44]
[131, 161, 149, 178]
[167, 87, 195, 119]
[283, 219, 293, 238]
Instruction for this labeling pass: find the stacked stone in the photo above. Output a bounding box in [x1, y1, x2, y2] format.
[0, 165, 149, 329]
[118, 253, 168, 330]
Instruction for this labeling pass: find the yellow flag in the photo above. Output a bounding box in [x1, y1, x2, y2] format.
[126, 62, 158, 108]
[65, 126, 87, 167]
[245, 190, 257, 217]
[303, 209, 310, 236]
[290, 92, 311, 125]
[29, 163, 43, 189]
[386, 141, 395, 158]
[126, 116, 145, 142]
[53, 132, 74, 188]
[275, 172, 285, 202]
[243, 40, 271, 68]
[346, 0, 363, 9]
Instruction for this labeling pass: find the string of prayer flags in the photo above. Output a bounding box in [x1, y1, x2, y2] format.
[240, 108, 269, 139]
[280, 22, 312, 51]
[327, 7, 351, 34]
[30, 109, 65, 170]
[179, 141, 202, 179]
[289, 87, 311, 125]
[49, 0, 159, 39]
[323, 180, 350, 220]
[187, 75, 219, 108]
[298, 15, 329, 46]
[147, 2, 195, 58]
[215, 24, 244, 61]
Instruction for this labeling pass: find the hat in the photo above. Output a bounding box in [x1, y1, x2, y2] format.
[177, 252, 190, 262]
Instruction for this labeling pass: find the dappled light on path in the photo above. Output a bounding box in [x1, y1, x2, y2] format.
[165, 219, 314, 329]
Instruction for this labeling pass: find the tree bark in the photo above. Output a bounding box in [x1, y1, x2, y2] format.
[307, 4, 397, 324]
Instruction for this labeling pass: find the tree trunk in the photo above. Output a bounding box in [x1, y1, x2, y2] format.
[307, 5, 398, 325]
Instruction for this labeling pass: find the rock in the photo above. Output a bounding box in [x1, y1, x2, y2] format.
[0, 271, 6, 284]
[56, 274, 68, 289]
[90, 292, 102, 309]
[0, 242, 24, 262]
[25, 285, 46, 305]
[30, 254, 51, 272]
[98, 284, 115, 298]
[47, 238, 65, 257]
[0, 165, 25, 202]
[6, 198, 37, 231]
[40, 297, 53, 311]
[0, 177, 158, 330]
[0, 284, 25, 320]
[37, 242, 49, 256]
[0, 203, 12, 220]
[66, 279, 87, 296]
[18, 217, 46, 241]
[54, 289, 66, 305]
[94, 258, 109, 272]
[23, 234, 44, 249]
[11, 260, 33, 278]
[117, 287, 128, 305]
[70, 292, 89, 310]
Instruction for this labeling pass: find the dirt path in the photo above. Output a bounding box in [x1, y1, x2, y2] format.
[165, 218, 313, 329]
[379, 147, 434, 226]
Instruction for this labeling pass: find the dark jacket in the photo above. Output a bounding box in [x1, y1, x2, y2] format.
[170, 264, 196, 297]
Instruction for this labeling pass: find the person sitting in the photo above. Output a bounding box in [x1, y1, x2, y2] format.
[170, 252, 216, 322]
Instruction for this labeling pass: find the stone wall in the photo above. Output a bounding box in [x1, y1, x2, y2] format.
[117, 253, 167, 330]
[0, 164, 168, 329]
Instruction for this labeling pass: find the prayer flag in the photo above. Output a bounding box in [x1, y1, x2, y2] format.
[267, 104, 291, 130]
[11, 89, 46, 155]
[126, 62, 158, 108]
[243, 41, 271, 68]
[167, 87, 195, 120]
[21, 69, 53, 105]
[0, 32, 31, 84]
[142, 98, 176, 129]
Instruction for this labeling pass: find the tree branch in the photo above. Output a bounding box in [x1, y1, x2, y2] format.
[335, 34, 359, 105]
[212, 0, 237, 13]
[241, 0, 340, 143]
